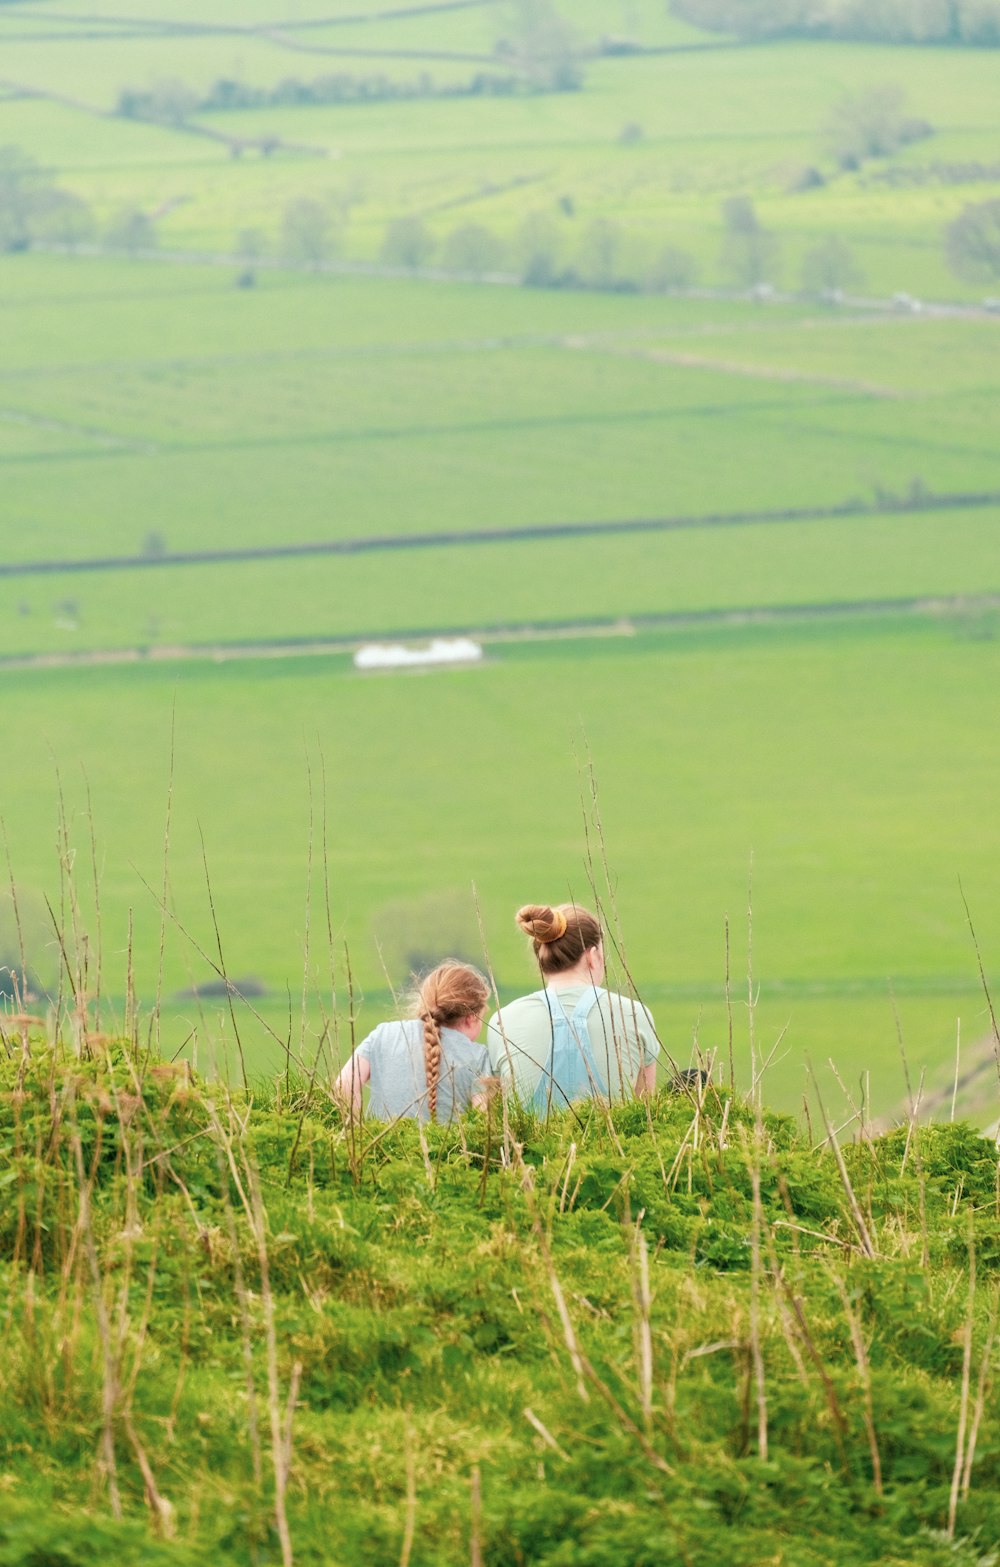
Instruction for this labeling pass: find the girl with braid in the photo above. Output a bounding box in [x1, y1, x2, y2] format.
[486, 903, 660, 1111]
[334, 961, 491, 1122]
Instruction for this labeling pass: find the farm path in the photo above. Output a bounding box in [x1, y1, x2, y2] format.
[3, 589, 997, 672]
[576, 340, 898, 399]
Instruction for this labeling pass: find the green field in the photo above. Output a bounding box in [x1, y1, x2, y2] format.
[1, 0, 999, 1125]
[1, 616, 997, 1122]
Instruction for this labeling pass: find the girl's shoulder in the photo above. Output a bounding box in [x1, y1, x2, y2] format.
[359, 1018, 420, 1053]
[439, 1025, 486, 1059]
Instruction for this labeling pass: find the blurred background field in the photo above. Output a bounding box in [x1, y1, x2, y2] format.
[0, 0, 998, 1122]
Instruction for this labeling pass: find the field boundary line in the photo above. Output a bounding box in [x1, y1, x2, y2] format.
[3, 591, 998, 672]
[2, 490, 997, 579]
[0, 0, 495, 41]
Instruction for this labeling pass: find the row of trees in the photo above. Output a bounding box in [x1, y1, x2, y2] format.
[372, 201, 868, 296]
[0, 148, 161, 255]
[374, 195, 1000, 295]
[670, 0, 1000, 44]
[116, 3, 582, 130]
[117, 70, 535, 127]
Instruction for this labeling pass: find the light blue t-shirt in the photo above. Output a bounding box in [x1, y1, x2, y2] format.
[355, 1018, 490, 1122]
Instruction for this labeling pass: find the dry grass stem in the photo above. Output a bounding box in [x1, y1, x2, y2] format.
[961, 1287, 998, 1500]
[469, 1465, 482, 1567]
[829, 1268, 883, 1499]
[523, 1407, 568, 1459]
[947, 1212, 977, 1538]
[399, 1424, 417, 1567]
[809, 1066, 876, 1259]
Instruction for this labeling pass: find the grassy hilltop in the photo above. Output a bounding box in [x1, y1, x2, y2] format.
[2, 1038, 1000, 1566]
[0, 0, 998, 1117]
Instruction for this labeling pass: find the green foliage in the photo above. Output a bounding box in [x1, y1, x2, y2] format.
[380, 214, 436, 270]
[281, 198, 336, 268]
[947, 198, 1000, 282]
[441, 222, 507, 277]
[670, 0, 1000, 44]
[719, 195, 781, 286]
[825, 85, 934, 172]
[0, 146, 96, 254]
[2, 1043, 999, 1564]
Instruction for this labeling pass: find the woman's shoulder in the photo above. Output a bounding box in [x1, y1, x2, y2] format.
[489, 990, 549, 1019]
[600, 990, 656, 1023]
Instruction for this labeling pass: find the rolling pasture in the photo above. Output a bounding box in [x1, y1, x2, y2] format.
[0, 0, 998, 1119]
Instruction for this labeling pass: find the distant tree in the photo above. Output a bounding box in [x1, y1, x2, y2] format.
[142, 531, 167, 559]
[0, 145, 45, 250]
[282, 198, 336, 268]
[668, 0, 804, 39]
[106, 207, 156, 257]
[236, 227, 265, 262]
[31, 189, 96, 250]
[946, 198, 1000, 282]
[234, 226, 265, 286]
[498, 0, 582, 90]
[517, 210, 561, 285]
[442, 222, 506, 277]
[371, 888, 481, 980]
[825, 85, 932, 171]
[800, 235, 864, 295]
[380, 214, 436, 269]
[958, 0, 1000, 41]
[117, 78, 198, 126]
[578, 217, 622, 287]
[719, 196, 780, 287]
[669, 0, 970, 42]
[646, 244, 698, 291]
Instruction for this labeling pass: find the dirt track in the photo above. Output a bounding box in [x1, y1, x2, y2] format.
[2, 588, 997, 674]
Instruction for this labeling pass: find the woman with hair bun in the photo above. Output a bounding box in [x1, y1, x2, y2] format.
[486, 903, 659, 1110]
[334, 961, 491, 1122]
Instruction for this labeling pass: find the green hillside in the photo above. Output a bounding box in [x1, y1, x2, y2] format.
[2, 1041, 999, 1566]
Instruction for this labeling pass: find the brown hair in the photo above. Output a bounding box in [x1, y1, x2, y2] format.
[515, 903, 603, 976]
[413, 961, 490, 1120]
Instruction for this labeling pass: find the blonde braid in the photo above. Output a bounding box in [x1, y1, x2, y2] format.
[412, 961, 489, 1122]
[422, 1011, 443, 1121]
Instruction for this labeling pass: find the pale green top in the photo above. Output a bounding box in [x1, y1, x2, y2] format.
[486, 986, 660, 1103]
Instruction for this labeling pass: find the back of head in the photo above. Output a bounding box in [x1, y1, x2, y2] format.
[413, 961, 490, 1121]
[515, 902, 602, 975]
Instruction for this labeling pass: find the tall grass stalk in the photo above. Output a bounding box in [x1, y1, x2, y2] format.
[961, 1285, 998, 1501]
[828, 1267, 883, 1500]
[808, 1064, 876, 1259]
[947, 1211, 977, 1538]
[959, 878, 1000, 1096]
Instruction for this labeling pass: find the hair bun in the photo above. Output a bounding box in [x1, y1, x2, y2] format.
[515, 904, 567, 943]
